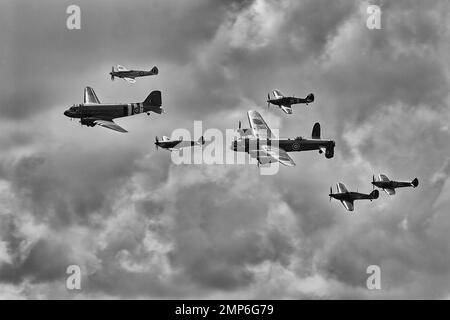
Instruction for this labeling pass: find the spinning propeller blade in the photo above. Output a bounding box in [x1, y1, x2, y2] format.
[155, 136, 159, 150]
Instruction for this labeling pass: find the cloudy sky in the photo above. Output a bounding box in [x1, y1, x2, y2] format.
[0, 0, 449, 299]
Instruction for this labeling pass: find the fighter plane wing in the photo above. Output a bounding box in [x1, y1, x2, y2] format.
[124, 77, 136, 83]
[84, 87, 100, 104]
[341, 200, 354, 211]
[273, 90, 284, 99]
[280, 105, 293, 114]
[93, 119, 128, 133]
[337, 182, 348, 193]
[260, 145, 296, 167]
[383, 188, 396, 195]
[247, 110, 274, 139]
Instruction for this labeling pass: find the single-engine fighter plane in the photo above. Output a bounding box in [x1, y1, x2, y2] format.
[231, 110, 335, 167]
[371, 174, 419, 195]
[329, 183, 379, 212]
[64, 87, 163, 133]
[110, 65, 158, 83]
[267, 90, 314, 114]
[155, 136, 205, 152]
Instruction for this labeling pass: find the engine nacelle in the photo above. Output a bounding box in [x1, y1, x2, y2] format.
[80, 118, 96, 127]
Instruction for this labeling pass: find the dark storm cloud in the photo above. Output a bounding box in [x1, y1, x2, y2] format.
[0, 0, 246, 120]
[0, 238, 72, 284]
[0, 144, 143, 227]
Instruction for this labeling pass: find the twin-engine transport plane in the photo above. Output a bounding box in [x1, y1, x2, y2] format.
[64, 87, 163, 133]
[329, 183, 379, 212]
[267, 90, 314, 114]
[371, 174, 419, 195]
[155, 136, 205, 152]
[110, 65, 158, 83]
[232, 110, 335, 167]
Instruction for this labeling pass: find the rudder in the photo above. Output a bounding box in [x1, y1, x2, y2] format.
[143, 90, 162, 107]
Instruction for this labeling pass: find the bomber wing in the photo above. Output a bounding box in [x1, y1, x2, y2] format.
[260, 145, 296, 167]
[247, 110, 274, 139]
[94, 119, 128, 133]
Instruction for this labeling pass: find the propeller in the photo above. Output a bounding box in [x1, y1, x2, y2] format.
[267, 93, 270, 108]
[238, 120, 241, 130]
[372, 174, 375, 190]
[111, 66, 115, 81]
[329, 186, 333, 202]
[155, 136, 159, 150]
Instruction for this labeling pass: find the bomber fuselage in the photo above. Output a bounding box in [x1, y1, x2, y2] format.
[64, 103, 152, 120]
[232, 137, 335, 158]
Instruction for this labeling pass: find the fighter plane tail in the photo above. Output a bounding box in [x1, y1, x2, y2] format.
[306, 93, 314, 103]
[370, 190, 379, 200]
[312, 123, 321, 139]
[150, 66, 159, 75]
[411, 178, 419, 188]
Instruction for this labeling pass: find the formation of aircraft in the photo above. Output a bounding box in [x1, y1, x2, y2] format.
[372, 174, 419, 195]
[64, 87, 163, 133]
[63, 67, 419, 212]
[231, 110, 335, 166]
[155, 136, 205, 152]
[110, 65, 158, 83]
[267, 90, 314, 114]
[329, 183, 379, 212]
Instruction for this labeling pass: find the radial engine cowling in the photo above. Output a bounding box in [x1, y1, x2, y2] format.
[80, 118, 96, 127]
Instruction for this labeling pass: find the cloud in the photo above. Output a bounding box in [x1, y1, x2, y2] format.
[0, 0, 449, 299]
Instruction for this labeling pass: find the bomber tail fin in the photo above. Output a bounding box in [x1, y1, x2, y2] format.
[143, 90, 163, 114]
[312, 123, 321, 139]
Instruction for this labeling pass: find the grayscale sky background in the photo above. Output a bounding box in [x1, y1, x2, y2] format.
[0, 0, 449, 299]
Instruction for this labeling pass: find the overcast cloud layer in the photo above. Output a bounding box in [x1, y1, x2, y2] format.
[0, 0, 449, 299]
